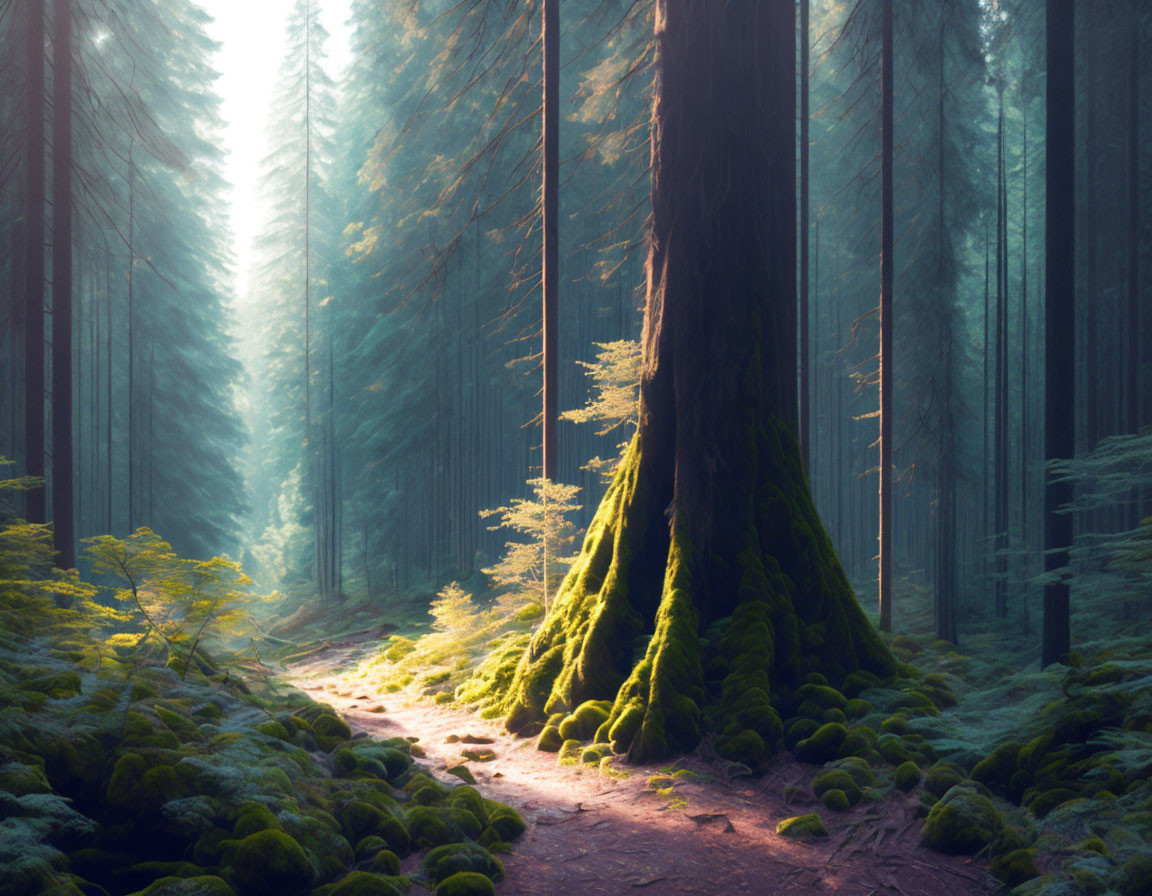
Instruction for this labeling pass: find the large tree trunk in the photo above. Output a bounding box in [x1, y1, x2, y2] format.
[798, 0, 810, 472]
[484, 0, 893, 766]
[1043, 0, 1074, 668]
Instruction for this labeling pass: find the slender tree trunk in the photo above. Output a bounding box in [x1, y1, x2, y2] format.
[878, 0, 894, 633]
[23, 0, 46, 523]
[1043, 0, 1075, 667]
[51, 0, 74, 569]
[994, 97, 1008, 619]
[126, 143, 135, 532]
[541, 0, 560, 612]
[1127, 16, 1140, 530]
[799, 0, 810, 472]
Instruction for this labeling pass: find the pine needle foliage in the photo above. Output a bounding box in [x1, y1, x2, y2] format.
[480, 478, 582, 615]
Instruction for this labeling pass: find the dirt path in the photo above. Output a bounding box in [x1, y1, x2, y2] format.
[288, 651, 998, 896]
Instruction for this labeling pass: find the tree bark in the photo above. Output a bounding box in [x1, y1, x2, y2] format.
[799, 0, 810, 472]
[52, 0, 74, 569]
[480, 0, 893, 766]
[878, 0, 894, 633]
[23, 0, 46, 523]
[542, 0, 559, 484]
[1043, 0, 1074, 668]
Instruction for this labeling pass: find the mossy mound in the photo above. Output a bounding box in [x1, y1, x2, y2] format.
[128, 877, 237, 896]
[988, 849, 1039, 888]
[231, 829, 314, 896]
[920, 785, 1004, 855]
[794, 722, 848, 763]
[316, 871, 405, 896]
[434, 872, 495, 896]
[812, 769, 861, 807]
[924, 764, 966, 799]
[894, 761, 921, 792]
[775, 814, 827, 838]
[422, 841, 504, 884]
[825, 757, 874, 788]
[820, 789, 850, 811]
[557, 701, 612, 741]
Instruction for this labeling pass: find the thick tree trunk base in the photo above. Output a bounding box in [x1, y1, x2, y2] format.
[465, 422, 894, 765]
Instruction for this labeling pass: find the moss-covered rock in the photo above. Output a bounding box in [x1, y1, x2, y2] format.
[924, 764, 966, 799]
[485, 805, 526, 842]
[784, 718, 820, 751]
[128, 877, 236, 896]
[795, 722, 848, 763]
[794, 684, 847, 711]
[894, 761, 921, 792]
[321, 871, 405, 896]
[405, 806, 481, 848]
[0, 760, 51, 795]
[715, 729, 766, 766]
[820, 789, 850, 811]
[313, 713, 352, 742]
[24, 671, 82, 699]
[812, 769, 861, 806]
[369, 850, 401, 876]
[970, 741, 1021, 799]
[920, 785, 1004, 855]
[341, 801, 391, 843]
[434, 872, 495, 896]
[843, 699, 872, 720]
[535, 726, 563, 753]
[231, 829, 314, 896]
[232, 804, 280, 839]
[826, 756, 874, 787]
[1117, 853, 1152, 896]
[988, 849, 1038, 888]
[446, 786, 490, 829]
[776, 814, 827, 838]
[422, 842, 505, 884]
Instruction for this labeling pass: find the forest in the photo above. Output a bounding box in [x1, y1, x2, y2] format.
[0, 0, 1150, 894]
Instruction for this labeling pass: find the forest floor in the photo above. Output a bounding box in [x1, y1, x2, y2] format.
[286, 640, 999, 896]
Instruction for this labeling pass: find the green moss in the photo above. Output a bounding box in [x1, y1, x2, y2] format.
[233, 804, 281, 839]
[775, 813, 827, 838]
[794, 683, 847, 711]
[1118, 854, 1152, 896]
[341, 801, 390, 842]
[558, 700, 612, 741]
[422, 842, 505, 884]
[842, 670, 882, 698]
[784, 718, 820, 750]
[812, 769, 861, 806]
[970, 742, 1021, 799]
[843, 699, 871, 720]
[255, 720, 291, 741]
[924, 765, 966, 799]
[369, 851, 401, 875]
[486, 805, 526, 841]
[384, 637, 417, 663]
[314, 713, 352, 742]
[323, 871, 405, 896]
[581, 743, 612, 764]
[821, 789, 850, 811]
[445, 766, 477, 785]
[988, 849, 1039, 888]
[231, 830, 314, 896]
[879, 714, 911, 735]
[0, 760, 51, 795]
[405, 806, 481, 848]
[434, 872, 496, 896]
[355, 835, 387, 861]
[826, 757, 874, 787]
[558, 739, 584, 765]
[1026, 787, 1080, 817]
[128, 876, 237, 896]
[795, 722, 848, 763]
[446, 786, 490, 828]
[876, 734, 916, 765]
[895, 761, 921, 792]
[920, 786, 1004, 855]
[715, 729, 766, 766]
